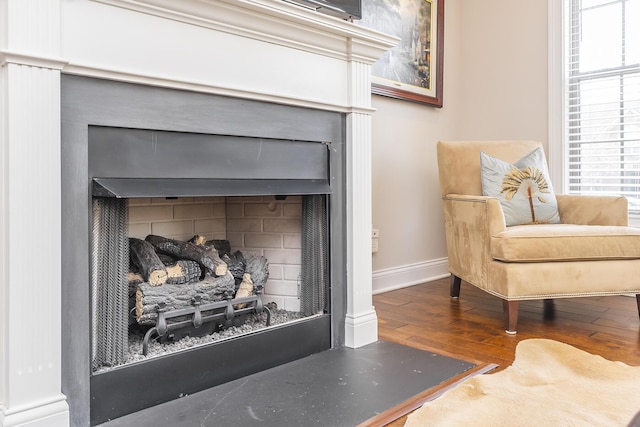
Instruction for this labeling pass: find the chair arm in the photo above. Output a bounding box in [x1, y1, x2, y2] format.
[441, 194, 506, 288]
[556, 194, 628, 226]
[442, 195, 507, 235]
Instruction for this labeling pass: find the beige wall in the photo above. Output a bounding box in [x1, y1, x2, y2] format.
[371, 0, 549, 285]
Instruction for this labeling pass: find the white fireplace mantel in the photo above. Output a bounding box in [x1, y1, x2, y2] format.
[0, 0, 396, 425]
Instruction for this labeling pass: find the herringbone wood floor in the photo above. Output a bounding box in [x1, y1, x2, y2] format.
[372, 277, 640, 426]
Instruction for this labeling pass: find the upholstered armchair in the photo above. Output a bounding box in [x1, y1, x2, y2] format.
[436, 140, 640, 333]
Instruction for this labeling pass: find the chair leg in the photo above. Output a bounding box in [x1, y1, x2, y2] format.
[450, 274, 461, 298]
[502, 300, 520, 335]
[543, 299, 555, 320]
[636, 295, 640, 319]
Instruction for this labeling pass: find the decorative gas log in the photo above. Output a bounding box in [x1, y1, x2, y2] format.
[234, 273, 253, 309]
[189, 234, 232, 258]
[187, 235, 207, 245]
[135, 272, 235, 325]
[128, 272, 144, 325]
[231, 254, 268, 308]
[129, 238, 168, 286]
[128, 271, 144, 285]
[165, 260, 202, 284]
[156, 252, 177, 265]
[145, 234, 228, 278]
[245, 253, 269, 290]
[154, 253, 203, 284]
[129, 233, 273, 353]
[206, 239, 232, 258]
[223, 250, 247, 288]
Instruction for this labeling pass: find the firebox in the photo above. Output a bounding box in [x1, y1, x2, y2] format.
[61, 76, 347, 425]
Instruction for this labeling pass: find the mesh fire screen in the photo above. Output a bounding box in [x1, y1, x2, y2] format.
[91, 197, 129, 369]
[300, 194, 329, 316]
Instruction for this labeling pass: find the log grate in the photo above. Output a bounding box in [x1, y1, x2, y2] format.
[141, 292, 271, 355]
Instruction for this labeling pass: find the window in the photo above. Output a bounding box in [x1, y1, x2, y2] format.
[564, 0, 640, 214]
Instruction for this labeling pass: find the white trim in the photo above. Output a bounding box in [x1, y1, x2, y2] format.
[548, 0, 565, 193]
[0, 50, 68, 70]
[372, 258, 450, 295]
[62, 63, 374, 114]
[344, 309, 378, 348]
[344, 110, 377, 348]
[0, 396, 69, 427]
[1, 0, 68, 423]
[91, 0, 397, 64]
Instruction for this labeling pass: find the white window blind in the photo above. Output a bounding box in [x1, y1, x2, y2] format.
[564, 0, 640, 214]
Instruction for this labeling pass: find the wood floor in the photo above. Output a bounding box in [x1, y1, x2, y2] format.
[373, 277, 640, 426]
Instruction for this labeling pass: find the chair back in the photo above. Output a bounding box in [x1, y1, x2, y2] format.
[436, 140, 543, 196]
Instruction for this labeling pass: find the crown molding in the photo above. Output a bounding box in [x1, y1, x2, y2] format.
[0, 50, 68, 69]
[91, 0, 397, 64]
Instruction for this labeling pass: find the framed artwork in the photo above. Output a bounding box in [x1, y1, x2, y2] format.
[359, 0, 444, 107]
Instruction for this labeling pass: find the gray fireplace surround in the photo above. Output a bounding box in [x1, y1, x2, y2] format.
[61, 75, 347, 426]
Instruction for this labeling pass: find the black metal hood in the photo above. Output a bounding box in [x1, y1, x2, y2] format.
[89, 127, 333, 198]
[92, 178, 331, 198]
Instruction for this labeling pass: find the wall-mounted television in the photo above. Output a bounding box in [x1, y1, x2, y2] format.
[284, 0, 361, 20]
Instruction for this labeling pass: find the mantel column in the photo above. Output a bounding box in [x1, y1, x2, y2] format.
[0, 1, 69, 426]
[344, 57, 378, 348]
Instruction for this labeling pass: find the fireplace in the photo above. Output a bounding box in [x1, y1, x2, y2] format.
[1, 1, 396, 426]
[62, 75, 347, 424]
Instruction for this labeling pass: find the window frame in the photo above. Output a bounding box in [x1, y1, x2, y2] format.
[548, 0, 640, 223]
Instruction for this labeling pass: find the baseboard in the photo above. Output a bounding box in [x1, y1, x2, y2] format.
[372, 258, 449, 295]
[344, 309, 379, 348]
[0, 397, 69, 427]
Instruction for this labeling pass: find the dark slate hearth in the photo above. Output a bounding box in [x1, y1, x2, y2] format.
[97, 340, 475, 427]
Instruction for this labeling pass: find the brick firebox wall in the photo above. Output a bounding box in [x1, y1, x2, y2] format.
[128, 196, 303, 311]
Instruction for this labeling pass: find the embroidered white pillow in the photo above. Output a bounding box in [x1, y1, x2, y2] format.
[480, 148, 561, 226]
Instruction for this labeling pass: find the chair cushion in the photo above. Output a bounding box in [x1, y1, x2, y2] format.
[491, 224, 640, 262]
[480, 148, 560, 226]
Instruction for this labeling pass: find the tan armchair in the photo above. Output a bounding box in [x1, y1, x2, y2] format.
[437, 140, 640, 333]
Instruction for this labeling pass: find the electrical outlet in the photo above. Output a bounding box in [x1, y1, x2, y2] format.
[372, 228, 379, 253]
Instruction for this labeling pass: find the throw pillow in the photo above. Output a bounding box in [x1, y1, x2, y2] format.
[480, 147, 561, 226]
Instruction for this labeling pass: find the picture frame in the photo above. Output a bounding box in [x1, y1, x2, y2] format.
[358, 0, 444, 107]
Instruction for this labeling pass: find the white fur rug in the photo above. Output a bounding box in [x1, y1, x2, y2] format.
[404, 339, 640, 427]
